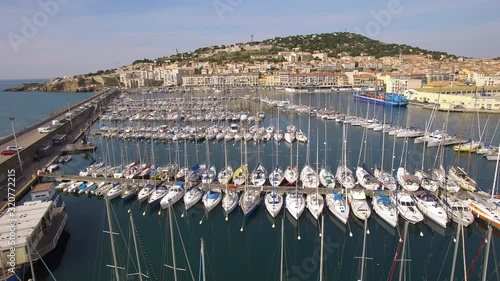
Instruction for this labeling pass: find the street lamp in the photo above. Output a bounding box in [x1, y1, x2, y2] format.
[67, 101, 73, 130]
[9, 117, 23, 172]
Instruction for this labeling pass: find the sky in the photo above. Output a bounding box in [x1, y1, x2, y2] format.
[0, 0, 499, 79]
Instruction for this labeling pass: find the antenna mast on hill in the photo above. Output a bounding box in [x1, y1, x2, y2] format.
[251, 34, 254, 43]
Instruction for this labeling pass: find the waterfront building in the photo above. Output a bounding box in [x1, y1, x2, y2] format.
[404, 85, 500, 111]
[278, 72, 348, 87]
[182, 73, 259, 88]
[386, 77, 423, 93]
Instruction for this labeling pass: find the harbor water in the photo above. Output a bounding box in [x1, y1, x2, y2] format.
[0, 80, 94, 137]
[25, 90, 500, 280]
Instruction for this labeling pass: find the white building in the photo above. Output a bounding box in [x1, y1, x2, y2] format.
[386, 78, 423, 93]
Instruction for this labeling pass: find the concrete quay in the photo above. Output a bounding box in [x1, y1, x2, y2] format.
[0, 89, 120, 203]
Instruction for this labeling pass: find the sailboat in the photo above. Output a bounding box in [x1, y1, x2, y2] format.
[306, 126, 323, 220]
[137, 182, 155, 203]
[317, 117, 335, 188]
[286, 142, 305, 220]
[355, 126, 380, 190]
[201, 137, 216, 184]
[439, 193, 474, 227]
[374, 113, 397, 191]
[222, 139, 238, 217]
[265, 115, 284, 219]
[250, 163, 267, 187]
[240, 142, 260, 216]
[148, 184, 169, 207]
[467, 145, 500, 230]
[372, 191, 398, 228]
[335, 110, 355, 190]
[326, 189, 350, 224]
[183, 183, 203, 210]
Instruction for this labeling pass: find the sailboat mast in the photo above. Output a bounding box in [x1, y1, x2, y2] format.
[201, 238, 206, 281]
[481, 225, 492, 281]
[129, 214, 144, 281]
[398, 221, 409, 281]
[381, 113, 386, 171]
[449, 222, 461, 281]
[359, 218, 368, 281]
[280, 218, 284, 281]
[169, 205, 178, 281]
[319, 214, 324, 281]
[106, 198, 121, 281]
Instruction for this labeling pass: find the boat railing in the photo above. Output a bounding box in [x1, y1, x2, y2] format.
[32, 212, 68, 261]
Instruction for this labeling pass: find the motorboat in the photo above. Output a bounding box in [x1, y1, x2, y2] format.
[347, 189, 371, 221]
[160, 182, 185, 209]
[413, 192, 448, 228]
[392, 193, 424, 224]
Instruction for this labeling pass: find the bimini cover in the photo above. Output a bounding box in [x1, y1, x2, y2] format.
[331, 190, 343, 200]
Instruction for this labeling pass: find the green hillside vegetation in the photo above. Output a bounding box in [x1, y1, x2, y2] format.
[154, 32, 455, 65]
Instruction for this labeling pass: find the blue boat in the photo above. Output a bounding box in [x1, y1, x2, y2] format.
[353, 91, 408, 106]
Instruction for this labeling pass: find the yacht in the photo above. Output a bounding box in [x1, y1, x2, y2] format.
[264, 191, 283, 218]
[148, 185, 170, 206]
[217, 166, 233, 185]
[183, 185, 203, 210]
[392, 193, 424, 224]
[250, 164, 267, 187]
[137, 183, 155, 202]
[300, 165, 320, 189]
[355, 166, 380, 190]
[348, 189, 371, 221]
[335, 165, 355, 189]
[269, 166, 284, 187]
[160, 182, 185, 209]
[413, 192, 448, 228]
[203, 189, 222, 212]
[326, 190, 350, 224]
[439, 194, 474, 227]
[372, 192, 398, 227]
[222, 188, 239, 216]
[306, 193, 324, 220]
[319, 168, 336, 188]
[286, 192, 305, 220]
[284, 165, 298, 185]
[396, 167, 420, 192]
[414, 170, 439, 192]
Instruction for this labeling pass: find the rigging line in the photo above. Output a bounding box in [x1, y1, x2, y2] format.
[28, 240, 57, 281]
[93, 201, 106, 281]
[110, 202, 138, 273]
[465, 229, 487, 279]
[264, 229, 282, 281]
[172, 207, 195, 281]
[437, 211, 454, 274]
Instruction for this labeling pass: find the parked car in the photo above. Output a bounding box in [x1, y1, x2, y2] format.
[5, 146, 23, 151]
[38, 126, 53, 133]
[0, 150, 17, 156]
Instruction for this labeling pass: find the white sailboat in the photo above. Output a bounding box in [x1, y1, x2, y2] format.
[286, 142, 305, 220]
[239, 141, 260, 216]
[306, 127, 323, 220]
[374, 113, 397, 191]
[319, 119, 335, 188]
[336, 115, 355, 189]
[326, 190, 350, 224]
[221, 139, 238, 217]
[372, 191, 398, 228]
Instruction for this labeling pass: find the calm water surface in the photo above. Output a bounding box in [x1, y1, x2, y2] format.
[0, 80, 94, 137]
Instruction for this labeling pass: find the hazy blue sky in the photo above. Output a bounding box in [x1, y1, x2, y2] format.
[1, 0, 499, 79]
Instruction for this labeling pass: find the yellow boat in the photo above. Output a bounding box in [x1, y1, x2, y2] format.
[232, 165, 248, 186]
[453, 140, 482, 152]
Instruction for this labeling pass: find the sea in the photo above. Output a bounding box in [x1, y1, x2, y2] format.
[9, 87, 500, 280]
[0, 80, 94, 137]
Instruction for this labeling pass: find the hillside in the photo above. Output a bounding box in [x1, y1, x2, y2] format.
[158, 32, 456, 65]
